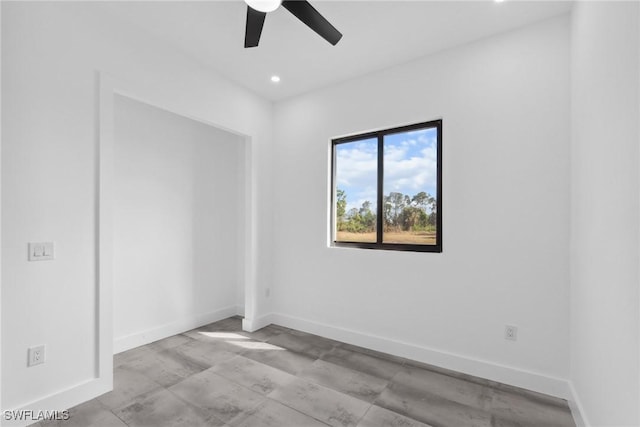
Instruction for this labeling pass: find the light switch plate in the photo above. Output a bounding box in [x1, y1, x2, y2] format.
[28, 242, 55, 261]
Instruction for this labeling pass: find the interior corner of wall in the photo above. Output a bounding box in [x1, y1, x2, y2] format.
[567, 381, 591, 427]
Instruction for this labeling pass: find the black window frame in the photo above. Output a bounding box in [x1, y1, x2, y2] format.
[330, 119, 443, 253]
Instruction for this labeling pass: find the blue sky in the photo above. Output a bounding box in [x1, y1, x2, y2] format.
[335, 128, 438, 213]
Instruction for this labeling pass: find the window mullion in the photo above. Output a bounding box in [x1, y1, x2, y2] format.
[376, 134, 384, 245]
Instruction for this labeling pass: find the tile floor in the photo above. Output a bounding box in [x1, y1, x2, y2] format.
[34, 317, 576, 427]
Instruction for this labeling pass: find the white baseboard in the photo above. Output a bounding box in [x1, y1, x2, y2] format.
[268, 312, 571, 400]
[567, 381, 590, 427]
[114, 306, 238, 353]
[3, 377, 111, 427]
[242, 312, 274, 332]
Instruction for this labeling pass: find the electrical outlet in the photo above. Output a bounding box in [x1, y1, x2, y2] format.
[505, 325, 518, 341]
[28, 242, 55, 261]
[28, 345, 45, 367]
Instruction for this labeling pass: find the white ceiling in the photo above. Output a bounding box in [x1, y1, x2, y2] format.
[101, 1, 573, 101]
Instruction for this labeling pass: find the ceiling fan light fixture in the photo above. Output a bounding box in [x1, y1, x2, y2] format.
[244, 0, 342, 48]
[245, 0, 282, 13]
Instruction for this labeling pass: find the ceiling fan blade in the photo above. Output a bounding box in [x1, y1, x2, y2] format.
[245, 6, 267, 48]
[282, 1, 342, 46]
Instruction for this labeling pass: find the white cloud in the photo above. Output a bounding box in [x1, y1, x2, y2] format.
[384, 138, 437, 196]
[335, 143, 376, 187]
[335, 132, 438, 212]
[335, 142, 378, 212]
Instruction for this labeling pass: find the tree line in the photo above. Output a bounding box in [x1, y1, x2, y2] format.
[336, 189, 437, 233]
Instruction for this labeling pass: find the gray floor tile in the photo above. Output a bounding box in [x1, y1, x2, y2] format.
[41, 400, 126, 427]
[488, 388, 575, 427]
[405, 359, 502, 389]
[114, 345, 156, 368]
[357, 405, 433, 427]
[149, 334, 194, 351]
[124, 345, 208, 387]
[338, 343, 407, 365]
[170, 338, 239, 369]
[182, 328, 256, 353]
[269, 377, 370, 427]
[321, 347, 404, 381]
[265, 323, 294, 334]
[213, 323, 291, 342]
[267, 332, 338, 358]
[98, 365, 163, 409]
[494, 382, 571, 409]
[55, 317, 576, 427]
[375, 381, 492, 427]
[242, 345, 317, 375]
[199, 317, 244, 332]
[289, 330, 343, 347]
[300, 359, 388, 403]
[230, 399, 330, 427]
[243, 325, 289, 342]
[169, 368, 265, 423]
[226, 339, 295, 353]
[115, 388, 220, 427]
[391, 366, 492, 411]
[212, 355, 296, 395]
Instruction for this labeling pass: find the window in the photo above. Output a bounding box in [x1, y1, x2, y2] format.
[331, 120, 442, 252]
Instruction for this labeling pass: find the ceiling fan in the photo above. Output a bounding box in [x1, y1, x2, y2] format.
[244, 0, 343, 48]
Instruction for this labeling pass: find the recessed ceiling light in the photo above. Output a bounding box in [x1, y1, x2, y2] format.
[271, 75, 281, 83]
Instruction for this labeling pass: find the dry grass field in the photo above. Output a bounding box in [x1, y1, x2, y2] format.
[336, 231, 436, 244]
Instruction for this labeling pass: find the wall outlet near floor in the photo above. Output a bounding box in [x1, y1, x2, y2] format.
[28, 345, 46, 367]
[504, 325, 518, 341]
[28, 242, 55, 261]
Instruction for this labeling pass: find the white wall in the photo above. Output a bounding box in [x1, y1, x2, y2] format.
[272, 16, 571, 396]
[113, 95, 243, 351]
[1, 2, 273, 413]
[0, 0, 4, 416]
[570, 2, 640, 426]
[4, 1, 639, 423]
